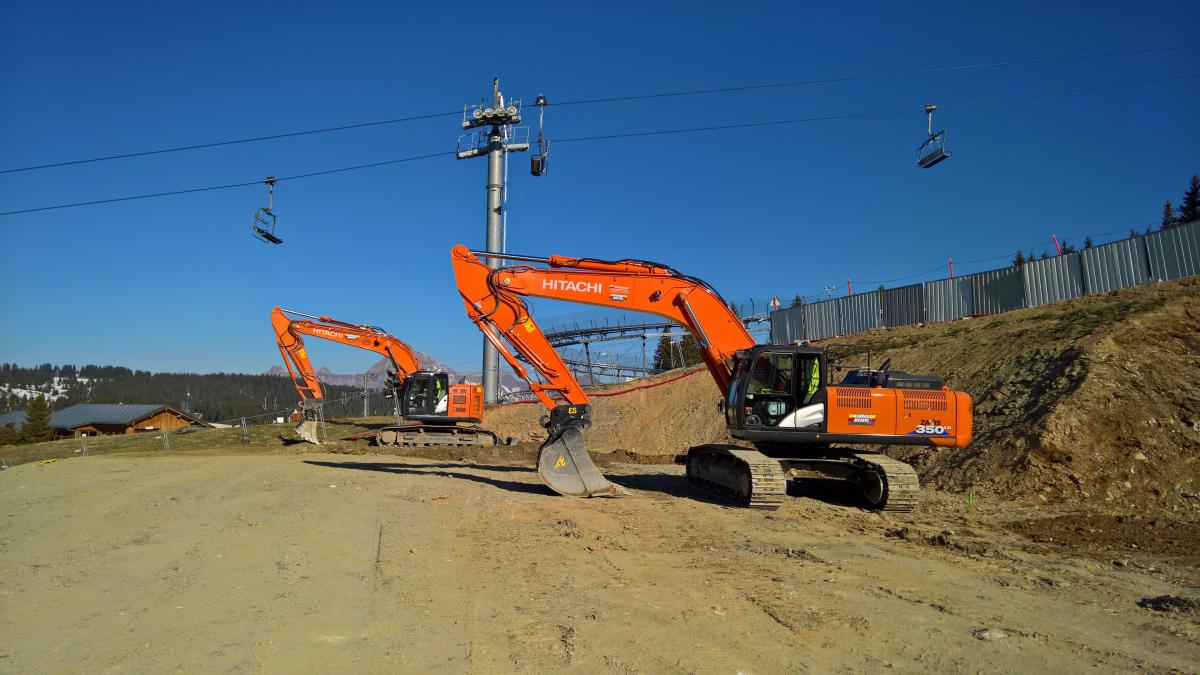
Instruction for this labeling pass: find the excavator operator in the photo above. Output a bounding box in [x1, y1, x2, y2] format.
[802, 356, 820, 405]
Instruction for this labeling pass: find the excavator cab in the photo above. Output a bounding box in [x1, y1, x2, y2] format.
[725, 346, 828, 432]
[401, 371, 450, 418]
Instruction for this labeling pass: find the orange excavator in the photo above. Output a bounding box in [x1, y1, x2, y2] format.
[271, 307, 502, 447]
[451, 246, 973, 511]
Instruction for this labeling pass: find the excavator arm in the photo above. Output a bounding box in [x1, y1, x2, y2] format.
[451, 245, 755, 497]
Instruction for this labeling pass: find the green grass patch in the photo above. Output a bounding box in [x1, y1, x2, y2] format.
[0, 418, 378, 469]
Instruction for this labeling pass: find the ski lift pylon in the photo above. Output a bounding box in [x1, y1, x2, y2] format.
[251, 176, 282, 244]
[917, 104, 951, 169]
[531, 94, 549, 176]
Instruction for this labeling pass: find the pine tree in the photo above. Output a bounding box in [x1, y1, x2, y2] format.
[1040, 250, 1051, 260]
[1013, 250, 1026, 267]
[1162, 199, 1177, 230]
[651, 335, 673, 372]
[680, 334, 702, 366]
[20, 394, 52, 443]
[1084, 236, 1094, 249]
[0, 423, 19, 446]
[790, 294, 804, 308]
[1129, 228, 1140, 239]
[1180, 175, 1200, 224]
[1060, 239, 1077, 254]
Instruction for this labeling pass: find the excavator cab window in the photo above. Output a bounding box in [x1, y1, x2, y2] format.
[403, 372, 450, 417]
[743, 352, 795, 427]
[798, 355, 821, 405]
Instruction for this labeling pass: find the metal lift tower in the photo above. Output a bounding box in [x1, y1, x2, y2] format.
[456, 77, 530, 403]
[453, 78, 530, 403]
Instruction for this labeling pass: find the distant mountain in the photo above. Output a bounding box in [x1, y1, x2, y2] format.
[266, 351, 524, 393]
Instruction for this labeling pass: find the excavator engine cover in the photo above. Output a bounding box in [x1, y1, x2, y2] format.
[537, 405, 622, 497]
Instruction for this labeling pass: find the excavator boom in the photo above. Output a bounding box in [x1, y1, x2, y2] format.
[452, 246, 755, 394]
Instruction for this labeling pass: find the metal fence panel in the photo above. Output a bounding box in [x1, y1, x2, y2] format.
[804, 299, 841, 340]
[1145, 219, 1200, 281]
[1081, 236, 1150, 293]
[882, 283, 924, 327]
[836, 292, 881, 335]
[769, 305, 806, 344]
[969, 267, 1025, 315]
[1023, 252, 1085, 307]
[924, 277, 973, 322]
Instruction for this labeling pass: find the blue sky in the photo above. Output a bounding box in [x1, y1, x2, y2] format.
[2, 0, 1198, 375]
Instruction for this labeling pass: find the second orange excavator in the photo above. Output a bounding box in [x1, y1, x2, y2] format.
[451, 246, 973, 511]
[271, 307, 503, 447]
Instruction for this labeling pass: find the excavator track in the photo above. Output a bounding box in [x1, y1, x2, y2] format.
[851, 453, 921, 513]
[375, 425, 498, 447]
[685, 445, 787, 509]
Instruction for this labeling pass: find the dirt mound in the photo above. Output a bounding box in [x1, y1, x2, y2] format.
[483, 277, 1200, 512]
[483, 367, 734, 455]
[828, 277, 1200, 512]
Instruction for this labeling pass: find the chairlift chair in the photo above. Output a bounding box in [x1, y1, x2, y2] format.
[917, 105, 951, 169]
[251, 176, 283, 244]
[531, 94, 549, 176]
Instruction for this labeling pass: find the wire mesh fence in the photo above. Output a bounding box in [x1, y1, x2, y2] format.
[211, 389, 400, 428]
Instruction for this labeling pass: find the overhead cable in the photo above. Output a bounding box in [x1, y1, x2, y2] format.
[3, 43, 1194, 174]
[3, 73, 1196, 217]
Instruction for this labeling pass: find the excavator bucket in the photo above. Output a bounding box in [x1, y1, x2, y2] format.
[537, 426, 622, 497]
[294, 419, 321, 445]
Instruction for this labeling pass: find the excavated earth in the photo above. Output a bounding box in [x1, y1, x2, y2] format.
[0, 278, 1197, 671]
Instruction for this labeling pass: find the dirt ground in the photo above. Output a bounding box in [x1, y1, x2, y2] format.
[2, 450, 1197, 673]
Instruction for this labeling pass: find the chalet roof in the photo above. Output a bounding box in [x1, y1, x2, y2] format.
[51, 403, 169, 428]
[0, 403, 203, 431]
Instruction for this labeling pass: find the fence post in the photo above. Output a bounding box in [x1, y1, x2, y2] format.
[81, 435, 88, 457]
[240, 417, 248, 445]
[318, 404, 326, 441]
[163, 427, 170, 450]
